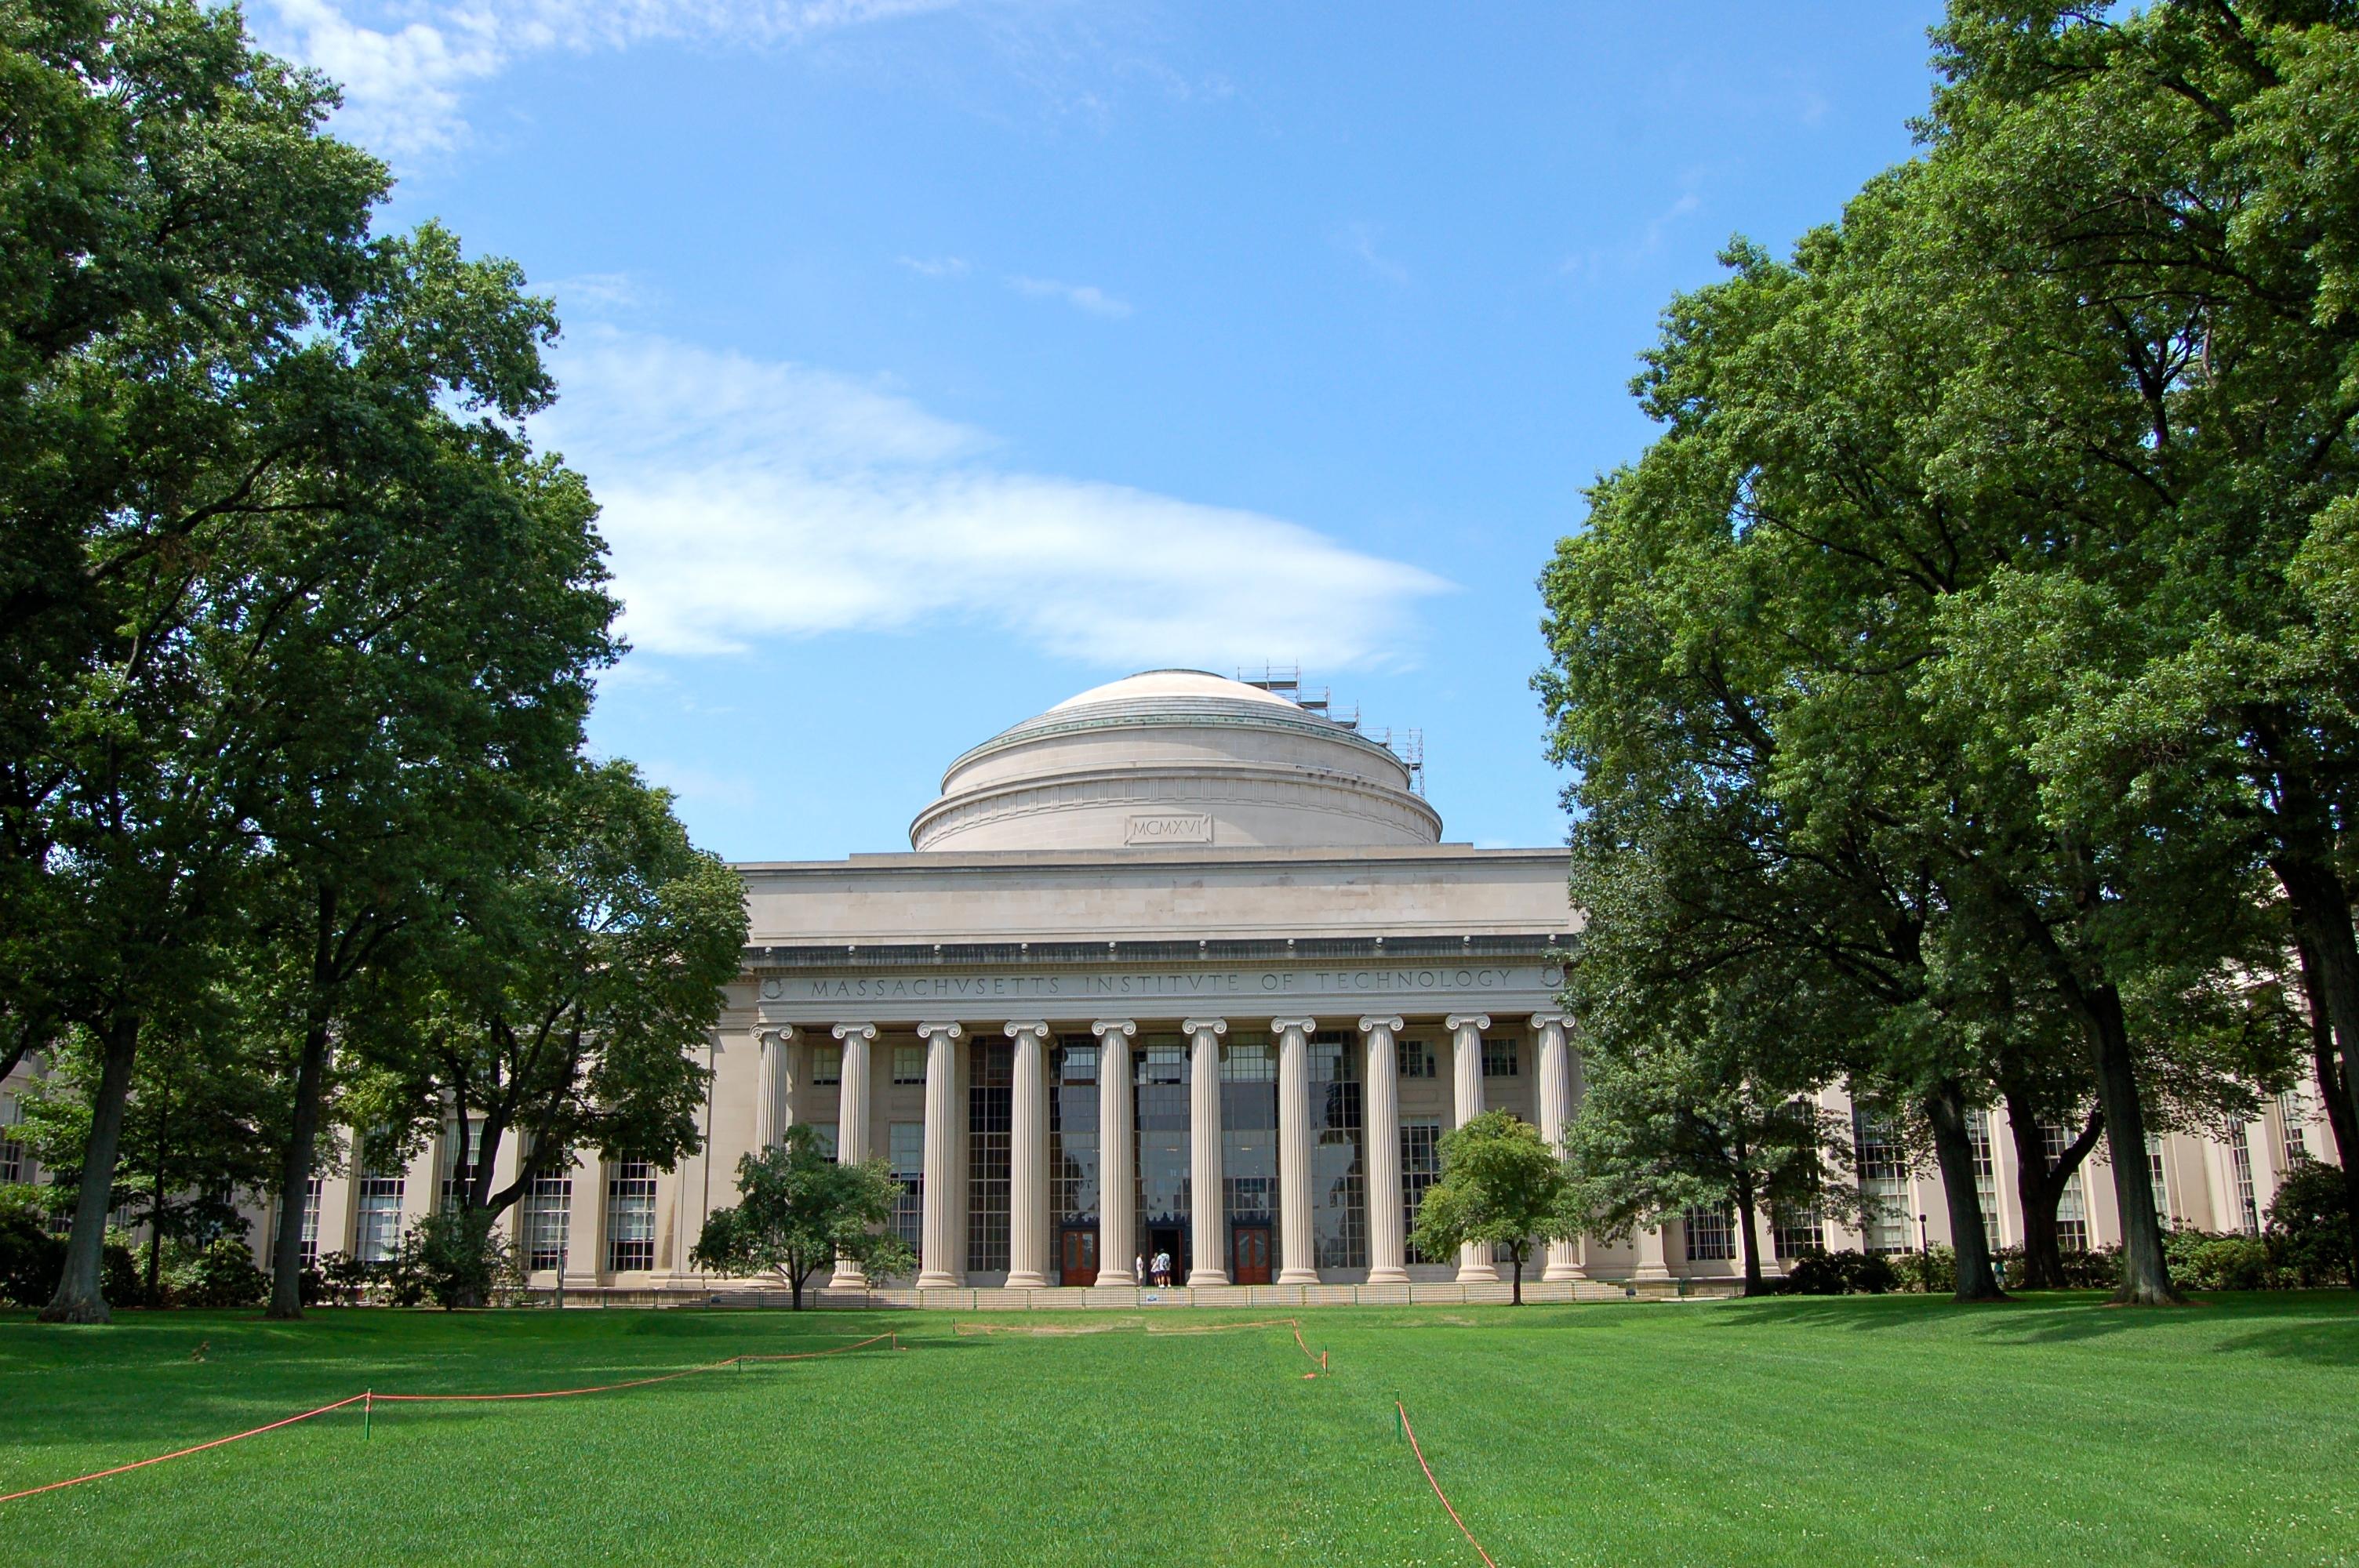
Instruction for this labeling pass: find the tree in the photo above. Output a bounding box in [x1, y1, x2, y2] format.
[1408, 1112, 1576, 1305]
[691, 1127, 914, 1310]
[367, 760, 747, 1305]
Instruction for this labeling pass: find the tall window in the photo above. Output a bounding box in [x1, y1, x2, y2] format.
[355, 1142, 405, 1265]
[1401, 1120, 1444, 1264]
[811, 1044, 842, 1085]
[1683, 1206, 1734, 1263]
[2277, 1090, 2308, 1173]
[2229, 1126, 2259, 1235]
[967, 1042, 1012, 1273]
[1771, 1207, 1823, 1257]
[1134, 1038, 1191, 1248]
[274, 1177, 324, 1266]
[892, 1046, 927, 1086]
[1049, 1041, 1100, 1231]
[525, 1166, 572, 1272]
[1396, 1040, 1436, 1080]
[440, 1117, 485, 1210]
[0, 1094, 24, 1185]
[1481, 1036, 1519, 1078]
[1854, 1108, 1910, 1254]
[1966, 1110, 2001, 1251]
[1308, 1033, 1365, 1270]
[2146, 1134, 2172, 1228]
[889, 1121, 925, 1253]
[809, 1123, 838, 1162]
[2041, 1123, 2089, 1250]
[606, 1160, 657, 1271]
[1222, 1043, 1279, 1255]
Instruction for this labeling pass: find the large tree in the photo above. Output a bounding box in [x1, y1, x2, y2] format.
[692, 1127, 914, 1311]
[1408, 1111, 1577, 1305]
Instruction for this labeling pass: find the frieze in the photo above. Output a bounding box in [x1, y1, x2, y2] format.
[754, 962, 1565, 1022]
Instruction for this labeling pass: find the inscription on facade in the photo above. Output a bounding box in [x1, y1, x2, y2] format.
[756, 964, 1564, 1011]
[1124, 812, 1214, 845]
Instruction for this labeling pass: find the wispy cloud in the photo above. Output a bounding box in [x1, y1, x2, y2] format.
[536, 328, 1452, 667]
[1336, 222, 1408, 287]
[253, 0, 954, 156]
[897, 255, 970, 278]
[1006, 274, 1132, 318]
[1561, 189, 1705, 281]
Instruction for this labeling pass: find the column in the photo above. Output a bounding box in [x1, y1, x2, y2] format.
[753, 1025, 796, 1147]
[1446, 1013, 1499, 1283]
[1634, 1224, 1672, 1282]
[562, 1149, 604, 1289]
[830, 1023, 878, 1287]
[1186, 1018, 1229, 1287]
[1004, 1022, 1052, 1289]
[1360, 1015, 1409, 1286]
[1532, 1011, 1583, 1282]
[914, 1022, 964, 1290]
[1093, 1020, 1137, 1284]
[1274, 1018, 1320, 1286]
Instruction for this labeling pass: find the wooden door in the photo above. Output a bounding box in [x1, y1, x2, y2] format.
[1230, 1225, 1271, 1286]
[1060, 1225, 1099, 1287]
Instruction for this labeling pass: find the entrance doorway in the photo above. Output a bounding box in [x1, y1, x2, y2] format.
[1230, 1223, 1272, 1286]
[1146, 1225, 1185, 1286]
[1059, 1225, 1099, 1287]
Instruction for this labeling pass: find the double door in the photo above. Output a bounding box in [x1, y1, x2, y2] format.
[1059, 1225, 1099, 1287]
[1230, 1223, 1272, 1286]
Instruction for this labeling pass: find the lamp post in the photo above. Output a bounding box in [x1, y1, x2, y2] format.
[554, 1243, 567, 1311]
[1916, 1212, 1929, 1254]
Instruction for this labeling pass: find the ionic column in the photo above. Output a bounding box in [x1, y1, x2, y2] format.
[753, 1025, 796, 1147]
[1446, 1013, 1499, 1283]
[1532, 1011, 1583, 1282]
[914, 1022, 964, 1290]
[1360, 1015, 1410, 1286]
[1186, 1018, 1229, 1287]
[830, 1023, 878, 1287]
[1093, 1020, 1137, 1285]
[1005, 1022, 1052, 1289]
[1274, 1018, 1320, 1286]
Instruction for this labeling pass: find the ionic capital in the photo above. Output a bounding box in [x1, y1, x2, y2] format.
[1528, 1011, 1567, 1031]
[1182, 1018, 1228, 1039]
[1090, 1019, 1138, 1040]
[1270, 1017, 1318, 1038]
[751, 1023, 797, 1046]
[1445, 1013, 1492, 1035]
[915, 1021, 965, 1042]
[831, 1022, 879, 1043]
[1004, 1020, 1052, 1043]
[1357, 1015, 1406, 1037]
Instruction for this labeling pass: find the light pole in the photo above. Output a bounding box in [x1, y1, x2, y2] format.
[554, 1242, 567, 1311]
[1917, 1212, 1929, 1254]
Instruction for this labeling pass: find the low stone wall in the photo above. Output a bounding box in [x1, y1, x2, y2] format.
[537, 1278, 1740, 1309]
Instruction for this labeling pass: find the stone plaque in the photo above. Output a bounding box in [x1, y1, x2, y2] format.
[1123, 812, 1214, 845]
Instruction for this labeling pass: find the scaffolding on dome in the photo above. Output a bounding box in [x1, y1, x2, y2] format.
[1236, 666, 1427, 796]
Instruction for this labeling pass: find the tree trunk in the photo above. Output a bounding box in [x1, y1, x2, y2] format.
[1510, 1247, 1524, 1305]
[2293, 933, 2359, 1290]
[145, 1113, 167, 1305]
[1734, 1170, 1767, 1298]
[1922, 1080, 2005, 1303]
[2002, 1093, 2100, 1289]
[2081, 984, 2179, 1305]
[41, 1012, 140, 1323]
[2270, 837, 2359, 1225]
[267, 1019, 332, 1319]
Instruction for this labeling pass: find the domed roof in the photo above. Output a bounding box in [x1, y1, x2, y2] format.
[910, 670, 1443, 853]
[1047, 669, 1296, 713]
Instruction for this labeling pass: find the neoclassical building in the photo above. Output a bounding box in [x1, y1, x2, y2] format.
[0, 669, 2337, 1301]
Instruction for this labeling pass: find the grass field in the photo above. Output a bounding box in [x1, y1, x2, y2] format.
[2, 1293, 2355, 1567]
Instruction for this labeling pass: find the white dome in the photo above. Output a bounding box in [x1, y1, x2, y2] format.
[910, 670, 1441, 852]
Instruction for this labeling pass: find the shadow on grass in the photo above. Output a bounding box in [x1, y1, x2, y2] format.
[1703, 1289, 2359, 1362]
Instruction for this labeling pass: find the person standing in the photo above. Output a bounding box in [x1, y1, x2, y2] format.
[1135, 1253, 1146, 1288]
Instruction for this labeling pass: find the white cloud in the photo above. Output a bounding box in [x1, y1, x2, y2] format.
[254, 0, 953, 155]
[536, 328, 1453, 669]
[898, 255, 971, 278]
[1006, 274, 1132, 319]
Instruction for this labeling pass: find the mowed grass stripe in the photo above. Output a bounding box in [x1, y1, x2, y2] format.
[2, 1295, 2354, 1566]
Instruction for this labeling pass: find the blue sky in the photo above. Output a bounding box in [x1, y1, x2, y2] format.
[258, 1, 1948, 861]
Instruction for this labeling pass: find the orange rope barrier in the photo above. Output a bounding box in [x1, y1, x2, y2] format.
[1396, 1399, 1499, 1568]
[0, 1332, 899, 1504]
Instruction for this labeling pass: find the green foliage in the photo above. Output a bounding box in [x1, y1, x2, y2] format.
[1888, 1244, 1957, 1296]
[2266, 1160, 2354, 1287]
[1408, 1111, 1574, 1301]
[692, 1126, 914, 1308]
[398, 1208, 524, 1311]
[160, 1237, 268, 1310]
[1777, 1248, 1896, 1296]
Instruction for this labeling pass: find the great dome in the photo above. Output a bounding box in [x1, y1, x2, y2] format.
[908, 669, 1443, 852]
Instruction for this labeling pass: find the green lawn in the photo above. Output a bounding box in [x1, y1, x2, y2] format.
[2, 1293, 2354, 1566]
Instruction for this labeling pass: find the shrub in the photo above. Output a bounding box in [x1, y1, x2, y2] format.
[2266, 1158, 2353, 1287]
[1777, 1247, 1896, 1295]
[402, 1208, 521, 1309]
[1888, 1244, 1956, 1294]
[165, 1237, 270, 1308]
[318, 1250, 372, 1307]
[0, 1210, 65, 1308]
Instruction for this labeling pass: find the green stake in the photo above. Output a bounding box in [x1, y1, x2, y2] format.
[363, 1392, 372, 1440]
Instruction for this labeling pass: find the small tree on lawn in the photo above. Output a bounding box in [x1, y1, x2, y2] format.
[691, 1125, 914, 1309]
[1408, 1111, 1576, 1305]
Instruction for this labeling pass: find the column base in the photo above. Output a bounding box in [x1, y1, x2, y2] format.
[829, 1263, 869, 1289]
[1633, 1264, 1674, 1282]
[914, 1271, 962, 1290]
[1541, 1264, 1587, 1283]
[1276, 1267, 1320, 1286]
[1005, 1271, 1049, 1290]
[1096, 1267, 1136, 1286]
[1455, 1263, 1501, 1283]
[1187, 1268, 1230, 1287]
[1365, 1266, 1411, 1286]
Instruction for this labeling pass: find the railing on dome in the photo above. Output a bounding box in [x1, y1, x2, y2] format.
[1238, 665, 1427, 797]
